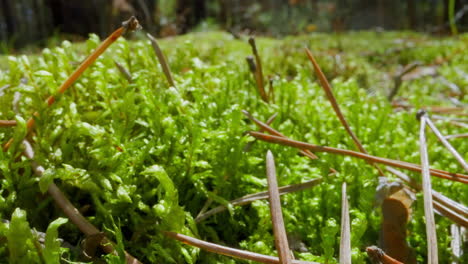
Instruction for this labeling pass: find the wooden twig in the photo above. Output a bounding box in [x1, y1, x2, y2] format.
[266, 151, 292, 264]
[244, 113, 278, 152]
[114, 60, 133, 82]
[366, 246, 404, 264]
[248, 132, 468, 183]
[22, 140, 142, 264]
[0, 120, 16, 127]
[242, 110, 318, 160]
[339, 182, 351, 264]
[418, 111, 438, 264]
[305, 48, 385, 177]
[195, 178, 322, 223]
[147, 33, 176, 88]
[3, 17, 141, 152]
[163, 231, 319, 264]
[425, 115, 468, 172]
[248, 37, 268, 102]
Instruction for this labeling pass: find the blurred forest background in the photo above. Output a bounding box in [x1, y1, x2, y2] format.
[1, 0, 468, 52]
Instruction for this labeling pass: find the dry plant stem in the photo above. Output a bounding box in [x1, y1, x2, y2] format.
[147, 33, 176, 88]
[3, 19, 135, 151]
[266, 151, 293, 264]
[386, 167, 468, 221]
[195, 178, 322, 223]
[114, 60, 133, 82]
[425, 116, 468, 171]
[366, 246, 404, 264]
[248, 37, 268, 102]
[445, 133, 468, 140]
[22, 140, 142, 264]
[339, 182, 351, 264]
[249, 132, 468, 183]
[163, 231, 319, 264]
[242, 110, 318, 159]
[418, 115, 439, 264]
[0, 120, 16, 127]
[305, 48, 385, 177]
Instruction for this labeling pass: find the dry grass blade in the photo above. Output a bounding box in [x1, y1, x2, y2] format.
[248, 37, 268, 102]
[114, 60, 133, 82]
[366, 246, 404, 264]
[147, 33, 176, 88]
[339, 182, 351, 264]
[425, 116, 468, 172]
[3, 17, 141, 152]
[445, 133, 468, 140]
[305, 48, 385, 176]
[0, 120, 16, 127]
[22, 140, 141, 264]
[266, 150, 293, 264]
[163, 231, 319, 264]
[418, 113, 439, 264]
[249, 131, 468, 183]
[242, 110, 318, 159]
[195, 178, 322, 223]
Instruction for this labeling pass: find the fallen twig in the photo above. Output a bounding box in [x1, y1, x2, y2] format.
[22, 140, 141, 264]
[266, 150, 293, 264]
[417, 111, 438, 264]
[248, 131, 468, 183]
[163, 231, 319, 264]
[147, 33, 176, 88]
[305, 48, 385, 176]
[3, 17, 141, 151]
[339, 182, 351, 264]
[195, 178, 322, 223]
[425, 115, 468, 172]
[242, 110, 317, 160]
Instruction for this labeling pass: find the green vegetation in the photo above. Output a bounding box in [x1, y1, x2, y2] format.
[0, 31, 467, 263]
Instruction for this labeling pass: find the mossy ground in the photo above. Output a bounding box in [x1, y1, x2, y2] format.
[0, 31, 467, 263]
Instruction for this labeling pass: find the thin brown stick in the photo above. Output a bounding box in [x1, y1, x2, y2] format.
[266, 150, 292, 264]
[339, 182, 351, 264]
[386, 167, 468, 220]
[22, 140, 141, 264]
[242, 110, 318, 159]
[147, 33, 176, 88]
[425, 116, 468, 171]
[445, 133, 468, 140]
[418, 113, 438, 264]
[248, 37, 268, 102]
[3, 17, 140, 152]
[305, 48, 385, 177]
[195, 178, 322, 223]
[163, 231, 319, 264]
[249, 132, 468, 183]
[0, 120, 16, 127]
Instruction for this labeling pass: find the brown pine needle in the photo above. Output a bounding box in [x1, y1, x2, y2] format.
[339, 182, 351, 264]
[114, 60, 133, 82]
[248, 37, 268, 102]
[22, 140, 141, 264]
[147, 33, 176, 88]
[0, 120, 16, 127]
[305, 48, 385, 177]
[242, 110, 318, 159]
[418, 112, 438, 264]
[163, 231, 319, 264]
[3, 17, 141, 152]
[244, 112, 278, 152]
[266, 151, 293, 264]
[249, 131, 468, 183]
[425, 116, 468, 172]
[195, 178, 322, 223]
